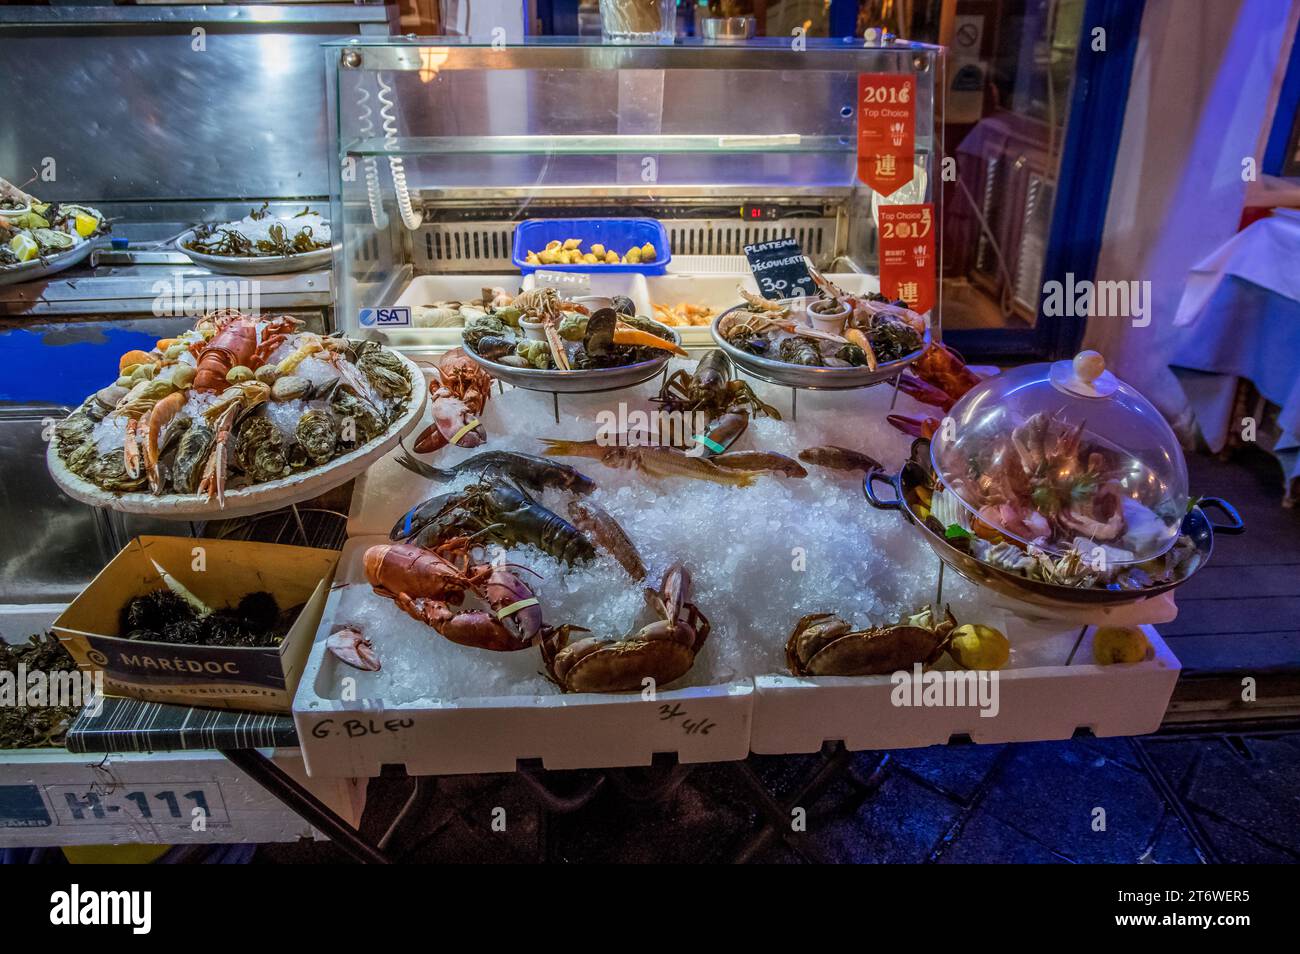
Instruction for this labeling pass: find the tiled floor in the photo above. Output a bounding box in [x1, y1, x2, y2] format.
[258, 729, 1300, 863]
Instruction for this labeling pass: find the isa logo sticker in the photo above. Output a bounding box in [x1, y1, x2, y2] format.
[359, 306, 412, 328]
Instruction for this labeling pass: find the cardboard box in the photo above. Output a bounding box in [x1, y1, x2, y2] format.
[293, 536, 753, 778]
[53, 536, 339, 714]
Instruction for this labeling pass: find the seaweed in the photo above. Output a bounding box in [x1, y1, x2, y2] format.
[0, 634, 80, 749]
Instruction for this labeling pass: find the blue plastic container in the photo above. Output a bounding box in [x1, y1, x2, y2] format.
[512, 218, 671, 275]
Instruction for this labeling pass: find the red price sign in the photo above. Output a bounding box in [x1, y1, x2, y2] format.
[878, 203, 935, 316]
[856, 74, 916, 196]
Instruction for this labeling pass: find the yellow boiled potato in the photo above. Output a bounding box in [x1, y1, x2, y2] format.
[562, 238, 581, 250]
[1092, 626, 1152, 665]
[605, 250, 619, 263]
[591, 243, 606, 257]
[640, 242, 657, 262]
[624, 247, 642, 264]
[582, 253, 598, 264]
[947, 624, 1010, 670]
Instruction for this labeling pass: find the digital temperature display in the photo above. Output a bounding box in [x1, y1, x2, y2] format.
[740, 204, 780, 221]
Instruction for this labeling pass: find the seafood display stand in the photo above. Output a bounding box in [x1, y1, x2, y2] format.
[0, 39, 1226, 861]
[287, 39, 1200, 791]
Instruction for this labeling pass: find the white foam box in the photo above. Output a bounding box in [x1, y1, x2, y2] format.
[386, 274, 526, 350]
[750, 615, 1180, 754]
[0, 605, 363, 847]
[292, 536, 753, 778]
[380, 271, 878, 354]
[0, 747, 363, 848]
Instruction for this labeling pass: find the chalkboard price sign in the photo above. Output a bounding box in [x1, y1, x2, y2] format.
[743, 237, 815, 300]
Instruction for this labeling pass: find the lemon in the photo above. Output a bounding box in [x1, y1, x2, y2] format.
[8, 232, 38, 261]
[74, 212, 98, 237]
[1092, 626, 1151, 665]
[948, 624, 1010, 670]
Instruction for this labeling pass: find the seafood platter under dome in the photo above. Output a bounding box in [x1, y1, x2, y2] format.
[867, 351, 1244, 611]
[46, 312, 427, 521]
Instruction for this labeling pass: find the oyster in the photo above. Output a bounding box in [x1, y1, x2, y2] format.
[295, 409, 337, 464]
[331, 387, 384, 445]
[173, 423, 215, 493]
[355, 344, 411, 398]
[235, 417, 289, 482]
[84, 449, 146, 492]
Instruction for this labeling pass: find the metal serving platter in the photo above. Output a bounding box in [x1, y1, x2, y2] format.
[710, 301, 928, 390]
[865, 439, 1244, 610]
[0, 238, 96, 287]
[46, 349, 427, 522]
[175, 229, 334, 276]
[461, 319, 681, 395]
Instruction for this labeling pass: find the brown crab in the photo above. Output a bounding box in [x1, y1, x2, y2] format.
[540, 563, 710, 693]
[785, 605, 958, 677]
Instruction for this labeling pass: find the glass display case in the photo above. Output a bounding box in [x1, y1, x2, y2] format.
[326, 37, 941, 350]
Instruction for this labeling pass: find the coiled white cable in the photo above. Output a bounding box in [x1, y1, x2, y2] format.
[377, 73, 423, 231]
[355, 82, 389, 230]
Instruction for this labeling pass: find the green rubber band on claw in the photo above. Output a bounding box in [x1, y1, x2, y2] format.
[693, 434, 726, 454]
[496, 597, 539, 620]
[449, 419, 481, 445]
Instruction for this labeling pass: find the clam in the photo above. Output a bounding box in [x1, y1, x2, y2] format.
[94, 385, 129, 416]
[271, 374, 312, 402]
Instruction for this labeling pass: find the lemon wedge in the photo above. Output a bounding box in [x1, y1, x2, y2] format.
[9, 233, 38, 262]
[74, 212, 98, 237]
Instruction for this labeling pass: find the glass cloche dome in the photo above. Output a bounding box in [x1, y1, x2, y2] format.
[930, 351, 1189, 565]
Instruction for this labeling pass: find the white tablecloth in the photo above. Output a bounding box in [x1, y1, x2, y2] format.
[1171, 211, 1300, 483]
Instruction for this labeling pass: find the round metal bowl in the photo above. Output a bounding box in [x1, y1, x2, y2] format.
[710, 301, 928, 390]
[864, 439, 1244, 610]
[47, 348, 427, 522]
[461, 320, 681, 395]
[0, 238, 97, 287]
[175, 229, 333, 275]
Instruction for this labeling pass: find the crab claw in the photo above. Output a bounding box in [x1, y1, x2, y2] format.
[896, 374, 954, 411]
[887, 414, 940, 439]
[326, 627, 381, 672]
[654, 562, 690, 622]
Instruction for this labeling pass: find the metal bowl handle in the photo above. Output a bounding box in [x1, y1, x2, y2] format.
[1199, 497, 1244, 535]
[863, 469, 903, 511]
